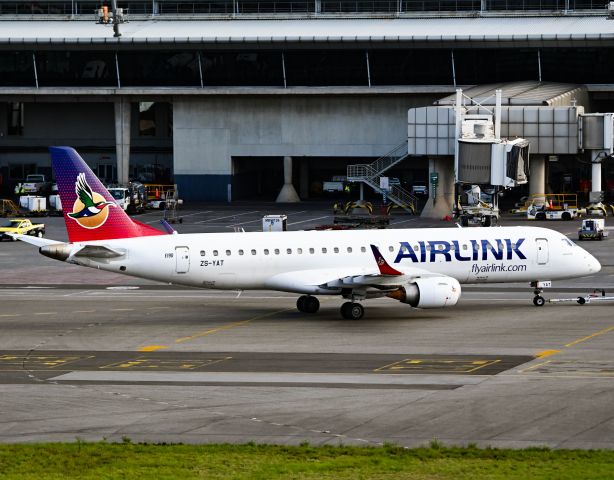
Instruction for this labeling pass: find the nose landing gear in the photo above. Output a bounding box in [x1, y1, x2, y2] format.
[530, 281, 551, 307]
[533, 291, 546, 307]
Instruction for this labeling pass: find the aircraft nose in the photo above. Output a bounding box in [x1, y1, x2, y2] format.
[586, 252, 602, 274]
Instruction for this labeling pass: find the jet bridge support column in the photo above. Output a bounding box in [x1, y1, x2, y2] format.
[114, 97, 131, 185]
[529, 155, 546, 201]
[420, 156, 455, 219]
[276, 156, 300, 203]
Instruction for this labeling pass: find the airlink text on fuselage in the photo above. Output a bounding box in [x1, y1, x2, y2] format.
[393, 239, 526, 263]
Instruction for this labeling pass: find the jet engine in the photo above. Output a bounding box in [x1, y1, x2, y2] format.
[387, 276, 461, 308]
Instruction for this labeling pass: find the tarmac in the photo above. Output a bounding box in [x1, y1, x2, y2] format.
[0, 203, 613, 448]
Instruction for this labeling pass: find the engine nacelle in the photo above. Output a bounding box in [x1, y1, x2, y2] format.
[387, 276, 461, 308]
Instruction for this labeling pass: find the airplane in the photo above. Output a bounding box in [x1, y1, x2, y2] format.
[13, 147, 602, 320]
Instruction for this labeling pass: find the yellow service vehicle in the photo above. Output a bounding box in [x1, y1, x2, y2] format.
[0, 218, 45, 241]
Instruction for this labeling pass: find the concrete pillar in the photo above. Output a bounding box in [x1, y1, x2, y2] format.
[114, 98, 131, 184]
[529, 155, 546, 201]
[276, 156, 300, 203]
[591, 150, 602, 193]
[299, 158, 309, 200]
[420, 156, 455, 219]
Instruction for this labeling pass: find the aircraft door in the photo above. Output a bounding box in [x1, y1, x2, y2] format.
[536, 238, 549, 265]
[175, 246, 190, 273]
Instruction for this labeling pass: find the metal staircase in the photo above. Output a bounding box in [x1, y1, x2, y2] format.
[346, 141, 418, 214]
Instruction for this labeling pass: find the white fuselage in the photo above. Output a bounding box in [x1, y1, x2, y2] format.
[70, 226, 601, 293]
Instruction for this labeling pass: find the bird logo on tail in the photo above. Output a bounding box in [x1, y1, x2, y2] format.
[68, 173, 115, 229]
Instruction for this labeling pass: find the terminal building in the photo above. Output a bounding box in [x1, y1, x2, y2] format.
[1, 0, 614, 213]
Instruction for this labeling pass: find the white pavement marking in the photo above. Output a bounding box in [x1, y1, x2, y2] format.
[49, 371, 484, 386]
[390, 218, 419, 225]
[287, 215, 330, 226]
[194, 211, 259, 224]
[144, 210, 213, 224]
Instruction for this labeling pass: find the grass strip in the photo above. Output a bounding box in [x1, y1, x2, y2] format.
[0, 441, 613, 480]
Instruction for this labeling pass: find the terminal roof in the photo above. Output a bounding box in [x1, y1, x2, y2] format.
[435, 82, 587, 106]
[1, 16, 614, 45]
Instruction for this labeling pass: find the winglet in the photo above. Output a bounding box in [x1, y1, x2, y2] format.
[370, 244, 403, 276]
[159, 219, 178, 235]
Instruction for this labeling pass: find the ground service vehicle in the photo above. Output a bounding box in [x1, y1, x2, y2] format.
[14, 147, 603, 320]
[0, 218, 45, 241]
[14, 174, 52, 195]
[145, 184, 177, 209]
[455, 186, 499, 227]
[526, 194, 581, 221]
[578, 219, 608, 240]
[108, 182, 146, 213]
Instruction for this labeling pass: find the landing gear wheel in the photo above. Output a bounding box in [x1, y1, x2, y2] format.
[533, 295, 545, 307]
[305, 296, 320, 313]
[296, 295, 308, 312]
[297, 295, 319, 313]
[340, 302, 364, 320]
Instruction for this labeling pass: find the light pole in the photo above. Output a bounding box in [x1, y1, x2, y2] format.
[112, 0, 121, 37]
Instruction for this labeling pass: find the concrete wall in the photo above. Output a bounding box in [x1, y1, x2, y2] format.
[173, 95, 439, 200]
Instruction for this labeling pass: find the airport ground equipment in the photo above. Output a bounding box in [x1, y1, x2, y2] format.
[263, 215, 287, 232]
[454, 185, 499, 227]
[548, 289, 614, 305]
[107, 182, 146, 213]
[0, 199, 20, 217]
[18, 196, 48, 216]
[323, 176, 347, 193]
[347, 141, 417, 214]
[0, 218, 45, 241]
[332, 201, 390, 228]
[162, 189, 182, 224]
[13, 174, 52, 195]
[48, 194, 62, 216]
[144, 184, 177, 209]
[526, 194, 581, 221]
[578, 218, 608, 240]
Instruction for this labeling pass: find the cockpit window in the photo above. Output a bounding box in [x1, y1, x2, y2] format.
[562, 238, 575, 247]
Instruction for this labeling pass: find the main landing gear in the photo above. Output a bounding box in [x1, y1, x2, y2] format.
[340, 301, 364, 320]
[295, 296, 365, 319]
[296, 295, 320, 314]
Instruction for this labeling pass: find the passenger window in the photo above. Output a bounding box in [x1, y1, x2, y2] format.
[361, 246, 366, 253]
[274, 248, 280, 255]
[238, 249, 244, 255]
[463, 244, 468, 250]
[226, 250, 231, 256]
[213, 250, 218, 256]
[200, 250, 206, 256]
[264, 249, 269, 255]
[414, 245, 419, 251]
[388, 246, 394, 252]
[297, 248, 303, 254]
[322, 248, 327, 254]
[287, 248, 292, 254]
[309, 248, 315, 254]
[347, 247, 352, 253]
[334, 247, 339, 253]
[251, 249, 256, 255]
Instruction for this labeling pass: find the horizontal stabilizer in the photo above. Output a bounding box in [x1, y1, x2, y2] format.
[11, 234, 62, 248]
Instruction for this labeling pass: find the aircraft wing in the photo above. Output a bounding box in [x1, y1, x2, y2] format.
[264, 244, 438, 292]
